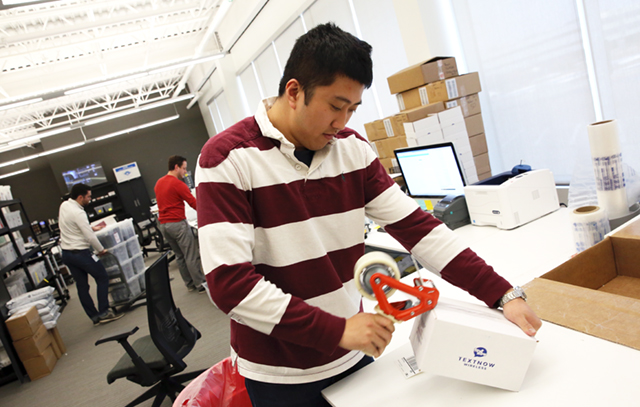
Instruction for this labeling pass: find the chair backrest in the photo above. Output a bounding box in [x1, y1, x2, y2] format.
[145, 253, 201, 369]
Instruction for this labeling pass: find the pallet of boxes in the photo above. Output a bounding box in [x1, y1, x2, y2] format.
[96, 219, 147, 308]
[364, 56, 491, 182]
[4, 287, 66, 380]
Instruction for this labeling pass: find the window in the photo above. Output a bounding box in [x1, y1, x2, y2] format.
[452, 0, 640, 183]
[207, 92, 233, 133]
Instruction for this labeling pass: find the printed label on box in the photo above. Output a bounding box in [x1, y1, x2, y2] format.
[419, 87, 429, 106]
[396, 94, 405, 111]
[437, 59, 445, 80]
[383, 119, 394, 138]
[446, 78, 459, 99]
[446, 100, 459, 108]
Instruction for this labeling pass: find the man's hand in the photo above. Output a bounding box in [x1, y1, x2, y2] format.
[97, 249, 109, 257]
[502, 298, 542, 337]
[339, 313, 395, 358]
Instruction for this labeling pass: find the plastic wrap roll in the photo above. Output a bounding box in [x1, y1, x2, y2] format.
[587, 120, 628, 219]
[570, 205, 611, 253]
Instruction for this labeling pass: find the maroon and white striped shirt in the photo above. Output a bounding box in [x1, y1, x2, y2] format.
[195, 99, 511, 384]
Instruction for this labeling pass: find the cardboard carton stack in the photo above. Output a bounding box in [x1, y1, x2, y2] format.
[4, 305, 65, 381]
[364, 57, 491, 181]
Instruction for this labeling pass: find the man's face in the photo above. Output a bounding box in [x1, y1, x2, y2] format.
[80, 191, 92, 206]
[289, 75, 364, 151]
[176, 161, 188, 179]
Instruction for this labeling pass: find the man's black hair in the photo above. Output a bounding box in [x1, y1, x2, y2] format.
[277, 22, 373, 103]
[168, 155, 187, 172]
[70, 183, 91, 200]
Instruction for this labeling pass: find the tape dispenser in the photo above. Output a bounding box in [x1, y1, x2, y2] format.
[354, 251, 439, 324]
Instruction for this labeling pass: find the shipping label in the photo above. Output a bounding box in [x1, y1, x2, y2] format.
[446, 78, 459, 99]
[383, 119, 394, 138]
[396, 94, 405, 111]
[592, 153, 625, 191]
[419, 87, 429, 106]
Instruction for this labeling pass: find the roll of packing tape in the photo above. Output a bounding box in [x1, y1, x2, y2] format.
[570, 205, 611, 253]
[587, 120, 628, 219]
[354, 251, 401, 301]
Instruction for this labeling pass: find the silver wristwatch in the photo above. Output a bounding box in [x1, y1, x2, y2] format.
[498, 286, 526, 308]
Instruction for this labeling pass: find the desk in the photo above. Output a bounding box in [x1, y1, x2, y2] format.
[324, 208, 640, 406]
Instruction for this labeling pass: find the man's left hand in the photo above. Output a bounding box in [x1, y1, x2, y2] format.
[502, 298, 542, 337]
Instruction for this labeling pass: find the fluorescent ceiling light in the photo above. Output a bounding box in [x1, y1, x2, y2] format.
[0, 97, 43, 112]
[85, 108, 142, 126]
[136, 114, 180, 130]
[93, 128, 130, 142]
[95, 114, 179, 142]
[140, 94, 195, 111]
[38, 141, 86, 157]
[64, 73, 148, 96]
[0, 168, 30, 179]
[0, 154, 39, 169]
[8, 126, 72, 146]
[149, 53, 226, 75]
[84, 94, 192, 127]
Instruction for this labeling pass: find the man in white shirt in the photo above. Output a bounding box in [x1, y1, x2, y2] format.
[59, 183, 124, 325]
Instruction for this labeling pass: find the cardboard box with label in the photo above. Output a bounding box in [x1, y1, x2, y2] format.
[397, 73, 482, 111]
[396, 102, 446, 122]
[410, 297, 537, 391]
[387, 57, 458, 94]
[366, 103, 448, 142]
[524, 217, 640, 350]
[13, 323, 52, 360]
[373, 136, 418, 159]
[5, 306, 42, 341]
[445, 94, 481, 118]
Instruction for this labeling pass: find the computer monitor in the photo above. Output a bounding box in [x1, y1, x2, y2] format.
[393, 142, 466, 198]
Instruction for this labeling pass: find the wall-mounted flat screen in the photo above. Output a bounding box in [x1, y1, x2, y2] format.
[62, 162, 108, 192]
[394, 142, 466, 198]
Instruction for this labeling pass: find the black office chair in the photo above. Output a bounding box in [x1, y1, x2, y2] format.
[95, 253, 205, 407]
[135, 217, 171, 257]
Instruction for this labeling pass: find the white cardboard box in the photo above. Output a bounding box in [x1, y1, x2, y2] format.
[409, 297, 537, 391]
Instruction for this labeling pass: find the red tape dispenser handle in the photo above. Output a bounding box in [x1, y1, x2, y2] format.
[354, 251, 439, 323]
[370, 274, 439, 322]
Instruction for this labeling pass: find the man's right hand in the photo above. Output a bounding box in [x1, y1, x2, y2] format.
[97, 249, 109, 256]
[338, 313, 395, 358]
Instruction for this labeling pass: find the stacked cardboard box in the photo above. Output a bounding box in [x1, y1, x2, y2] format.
[4, 305, 63, 380]
[364, 57, 491, 180]
[402, 106, 478, 184]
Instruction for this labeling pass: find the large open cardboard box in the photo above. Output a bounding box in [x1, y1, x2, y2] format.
[524, 216, 640, 350]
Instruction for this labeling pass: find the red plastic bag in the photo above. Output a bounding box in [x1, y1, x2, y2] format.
[173, 357, 252, 407]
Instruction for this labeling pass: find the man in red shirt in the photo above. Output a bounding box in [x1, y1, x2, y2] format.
[155, 155, 206, 292]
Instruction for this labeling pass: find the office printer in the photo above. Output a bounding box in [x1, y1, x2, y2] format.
[463, 169, 559, 230]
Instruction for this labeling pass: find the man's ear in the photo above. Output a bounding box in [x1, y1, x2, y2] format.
[284, 79, 303, 109]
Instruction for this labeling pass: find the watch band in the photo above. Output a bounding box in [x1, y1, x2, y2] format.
[499, 286, 526, 308]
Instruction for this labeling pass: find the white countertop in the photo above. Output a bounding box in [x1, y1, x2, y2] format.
[324, 208, 640, 406]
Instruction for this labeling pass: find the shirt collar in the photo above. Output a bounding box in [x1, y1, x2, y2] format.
[254, 98, 337, 150]
[68, 198, 82, 208]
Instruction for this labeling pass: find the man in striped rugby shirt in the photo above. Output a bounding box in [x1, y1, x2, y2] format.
[196, 22, 541, 407]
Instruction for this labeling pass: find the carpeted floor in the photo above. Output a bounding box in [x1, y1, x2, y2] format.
[0, 250, 231, 407]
